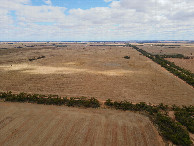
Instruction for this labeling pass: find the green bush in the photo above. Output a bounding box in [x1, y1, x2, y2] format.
[157, 103, 168, 111]
[124, 56, 130, 59]
[105, 99, 114, 106]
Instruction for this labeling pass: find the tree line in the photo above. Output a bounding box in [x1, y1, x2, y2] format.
[0, 91, 100, 108]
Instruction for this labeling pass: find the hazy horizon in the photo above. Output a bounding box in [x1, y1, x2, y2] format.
[1, 40, 194, 42]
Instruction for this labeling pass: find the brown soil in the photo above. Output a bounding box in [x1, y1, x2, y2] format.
[168, 111, 175, 120]
[0, 43, 193, 105]
[0, 102, 164, 146]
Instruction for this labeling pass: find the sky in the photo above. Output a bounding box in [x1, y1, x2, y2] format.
[0, 0, 194, 41]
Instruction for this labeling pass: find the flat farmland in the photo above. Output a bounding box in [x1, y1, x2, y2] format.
[0, 43, 193, 105]
[0, 102, 164, 146]
[138, 43, 194, 56]
[166, 58, 194, 73]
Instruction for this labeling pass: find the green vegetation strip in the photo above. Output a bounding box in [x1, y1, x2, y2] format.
[130, 45, 194, 87]
[159, 54, 191, 59]
[0, 91, 193, 145]
[0, 91, 100, 108]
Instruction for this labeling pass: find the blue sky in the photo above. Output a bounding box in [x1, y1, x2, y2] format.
[0, 0, 194, 41]
[31, 0, 110, 10]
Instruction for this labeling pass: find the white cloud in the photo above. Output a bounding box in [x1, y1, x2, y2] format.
[0, 0, 193, 41]
[43, 0, 52, 5]
[16, 5, 66, 23]
[104, 0, 113, 2]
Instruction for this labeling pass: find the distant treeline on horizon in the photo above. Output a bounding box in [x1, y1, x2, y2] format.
[0, 40, 194, 43]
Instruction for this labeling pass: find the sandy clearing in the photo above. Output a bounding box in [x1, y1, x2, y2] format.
[0, 102, 164, 146]
[0, 63, 137, 76]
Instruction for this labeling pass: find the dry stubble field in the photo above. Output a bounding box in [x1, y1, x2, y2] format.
[0, 43, 193, 105]
[0, 102, 164, 146]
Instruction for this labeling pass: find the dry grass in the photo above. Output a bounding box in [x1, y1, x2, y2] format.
[0, 43, 193, 105]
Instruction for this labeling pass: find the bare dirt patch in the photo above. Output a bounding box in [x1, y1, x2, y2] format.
[0, 102, 164, 146]
[0, 63, 133, 76]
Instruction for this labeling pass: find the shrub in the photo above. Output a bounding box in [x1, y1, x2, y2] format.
[105, 99, 114, 107]
[157, 103, 168, 111]
[124, 56, 130, 59]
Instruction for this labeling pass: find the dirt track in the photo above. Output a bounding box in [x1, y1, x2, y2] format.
[0, 102, 164, 146]
[0, 43, 193, 105]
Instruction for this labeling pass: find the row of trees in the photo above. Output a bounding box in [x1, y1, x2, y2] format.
[158, 54, 192, 59]
[105, 99, 193, 146]
[159, 54, 184, 58]
[131, 45, 194, 87]
[105, 99, 167, 114]
[0, 92, 100, 108]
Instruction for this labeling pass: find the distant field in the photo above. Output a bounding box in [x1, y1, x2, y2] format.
[0, 102, 164, 146]
[166, 58, 194, 73]
[0, 43, 193, 105]
[138, 43, 194, 56]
